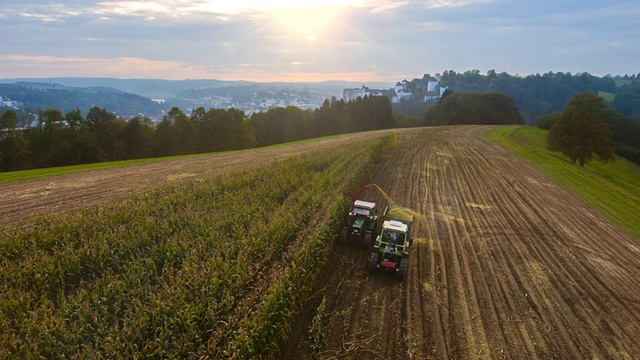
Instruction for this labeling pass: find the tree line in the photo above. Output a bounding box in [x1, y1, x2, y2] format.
[0, 95, 393, 172]
[423, 90, 525, 126]
[394, 70, 640, 124]
[438, 70, 640, 123]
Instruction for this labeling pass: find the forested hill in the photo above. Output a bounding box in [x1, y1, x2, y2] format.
[0, 82, 167, 119]
[397, 71, 640, 124]
[439, 71, 640, 123]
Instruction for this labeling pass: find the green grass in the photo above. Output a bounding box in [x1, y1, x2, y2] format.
[487, 125, 640, 241]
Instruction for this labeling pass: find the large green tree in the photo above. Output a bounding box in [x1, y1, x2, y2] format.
[423, 92, 524, 126]
[547, 92, 615, 166]
[249, 106, 313, 147]
[86, 106, 127, 161]
[0, 110, 30, 171]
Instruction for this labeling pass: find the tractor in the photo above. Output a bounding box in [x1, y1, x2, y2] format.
[340, 199, 378, 249]
[368, 204, 413, 280]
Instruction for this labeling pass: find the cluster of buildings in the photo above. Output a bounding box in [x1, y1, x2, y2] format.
[343, 74, 448, 104]
[0, 96, 22, 110]
[182, 91, 328, 117]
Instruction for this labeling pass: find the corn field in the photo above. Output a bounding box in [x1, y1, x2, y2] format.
[0, 134, 396, 358]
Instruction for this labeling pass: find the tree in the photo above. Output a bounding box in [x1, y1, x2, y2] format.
[536, 112, 561, 130]
[123, 116, 154, 159]
[28, 109, 66, 167]
[86, 106, 126, 161]
[249, 107, 311, 146]
[547, 92, 615, 166]
[394, 112, 423, 128]
[313, 98, 350, 136]
[613, 81, 640, 121]
[0, 110, 30, 171]
[423, 92, 524, 126]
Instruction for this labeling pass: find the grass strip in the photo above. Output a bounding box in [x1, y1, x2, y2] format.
[487, 125, 640, 241]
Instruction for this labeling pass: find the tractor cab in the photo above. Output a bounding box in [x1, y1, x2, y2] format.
[378, 220, 410, 255]
[349, 200, 376, 221]
[368, 205, 414, 280]
[340, 200, 378, 248]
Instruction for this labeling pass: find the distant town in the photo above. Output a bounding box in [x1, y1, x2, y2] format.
[0, 75, 450, 125]
[163, 74, 448, 119]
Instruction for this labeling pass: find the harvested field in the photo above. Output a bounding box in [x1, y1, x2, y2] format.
[289, 125, 640, 359]
[2, 125, 639, 359]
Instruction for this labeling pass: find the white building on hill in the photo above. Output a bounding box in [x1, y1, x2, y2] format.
[342, 74, 447, 104]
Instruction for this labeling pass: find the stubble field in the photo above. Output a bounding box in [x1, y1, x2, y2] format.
[288, 126, 640, 359]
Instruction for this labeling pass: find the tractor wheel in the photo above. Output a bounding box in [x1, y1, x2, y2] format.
[397, 259, 409, 280]
[363, 233, 372, 249]
[340, 228, 347, 246]
[368, 253, 379, 274]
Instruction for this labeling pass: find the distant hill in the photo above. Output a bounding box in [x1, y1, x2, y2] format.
[0, 77, 392, 100]
[0, 78, 393, 116]
[0, 78, 239, 99]
[0, 82, 168, 119]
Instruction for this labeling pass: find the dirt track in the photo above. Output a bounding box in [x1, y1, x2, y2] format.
[290, 126, 640, 359]
[2, 126, 640, 359]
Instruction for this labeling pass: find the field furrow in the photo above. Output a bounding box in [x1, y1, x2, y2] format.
[290, 125, 640, 359]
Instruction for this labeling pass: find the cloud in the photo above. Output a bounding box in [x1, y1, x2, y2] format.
[91, 0, 368, 18]
[0, 55, 215, 79]
[369, 1, 410, 13]
[0, 54, 397, 82]
[94, 1, 171, 17]
[540, 2, 640, 24]
[0, 0, 637, 81]
[423, 0, 493, 9]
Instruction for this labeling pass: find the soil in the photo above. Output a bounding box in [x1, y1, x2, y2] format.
[287, 126, 640, 359]
[2, 125, 639, 359]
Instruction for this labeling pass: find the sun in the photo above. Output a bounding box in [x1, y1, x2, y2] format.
[197, 0, 356, 41]
[267, 6, 342, 42]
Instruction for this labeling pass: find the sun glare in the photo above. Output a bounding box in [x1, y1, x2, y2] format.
[268, 6, 341, 41]
[194, 0, 354, 41]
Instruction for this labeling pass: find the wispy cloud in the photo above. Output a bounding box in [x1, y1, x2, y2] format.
[369, 1, 410, 13]
[91, 0, 367, 18]
[18, 12, 59, 22]
[0, 55, 214, 79]
[424, 0, 493, 9]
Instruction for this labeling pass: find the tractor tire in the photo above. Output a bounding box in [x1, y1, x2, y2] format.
[363, 233, 372, 249]
[340, 228, 347, 246]
[368, 253, 379, 274]
[397, 259, 409, 280]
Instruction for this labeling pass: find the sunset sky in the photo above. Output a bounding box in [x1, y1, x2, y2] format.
[1, 0, 638, 82]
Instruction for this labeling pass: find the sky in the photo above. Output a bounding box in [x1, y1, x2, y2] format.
[0, 0, 638, 83]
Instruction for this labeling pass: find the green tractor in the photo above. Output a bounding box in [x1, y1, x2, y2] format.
[368, 204, 413, 280]
[340, 200, 378, 249]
